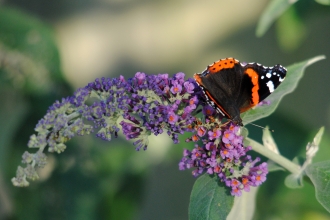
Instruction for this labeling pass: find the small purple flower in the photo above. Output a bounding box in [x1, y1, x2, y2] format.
[174, 72, 185, 84]
[189, 96, 198, 107]
[220, 148, 233, 159]
[167, 112, 179, 124]
[197, 126, 207, 137]
[119, 75, 126, 82]
[249, 162, 268, 186]
[222, 130, 234, 144]
[214, 165, 221, 173]
[183, 149, 191, 157]
[207, 167, 214, 174]
[231, 187, 242, 197]
[250, 174, 266, 186]
[159, 73, 169, 82]
[205, 142, 216, 151]
[208, 129, 221, 140]
[135, 72, 146, 84]
[170, 82, 182, 94]
[232, 135, 243, 147]
[184, 81, 195, 93]
[228, 123, 239, 133]
[120, 121, 142, 140]
[242, 177, 251, 192]
[202, 105, 215, 116]
[191, 134, 199, 142]
[230, 179, 240, 188]
[163, 85, 170, 94]
[191, 148, 202, 160]
[183, 106, 194, 118]
[179, 161, 185, 170]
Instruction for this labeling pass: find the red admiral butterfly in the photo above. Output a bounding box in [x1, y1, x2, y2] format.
[194, 58, 287, 126]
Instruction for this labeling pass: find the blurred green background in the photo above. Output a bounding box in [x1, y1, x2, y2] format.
[0, 0, 330, 219]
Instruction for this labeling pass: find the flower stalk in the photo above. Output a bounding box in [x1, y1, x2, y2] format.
[247, 137, 301, 175]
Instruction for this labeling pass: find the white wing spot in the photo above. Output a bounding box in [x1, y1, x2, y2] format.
[266, 73, 272, 78]
[266, 81, 275, 93]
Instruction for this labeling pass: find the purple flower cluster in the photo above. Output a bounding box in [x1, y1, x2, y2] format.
[12, 72, 200, 186]
[13, 71, 268, 196]
[179, 106, 268, 196]
[33, 72, 199, 152]
[117, 72, 199, 150]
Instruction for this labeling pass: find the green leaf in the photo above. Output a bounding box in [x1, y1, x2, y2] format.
[226, 187, 258, 220]
[256, 0, 298, 37]
[241, 55, 325, 125]
[305, 161, 330, 212]
[189, 174, 234, 220]
[315, 0, 330, 5]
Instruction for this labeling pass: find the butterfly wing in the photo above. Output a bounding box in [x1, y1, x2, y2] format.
[194, 58, 244, 122]
[237, 63, 287, 113]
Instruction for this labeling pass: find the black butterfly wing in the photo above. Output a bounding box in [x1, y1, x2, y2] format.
[194, 58, 244, 122]
[237, 63, 287, 113]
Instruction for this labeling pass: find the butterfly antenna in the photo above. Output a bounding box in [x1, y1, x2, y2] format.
[249, 123, 274, 132]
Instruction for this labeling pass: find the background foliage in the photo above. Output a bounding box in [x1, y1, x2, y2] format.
[0, 0, 330, 219]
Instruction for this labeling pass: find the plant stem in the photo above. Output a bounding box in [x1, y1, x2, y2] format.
[246, 137, 301, 174]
